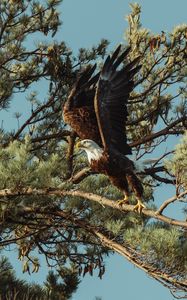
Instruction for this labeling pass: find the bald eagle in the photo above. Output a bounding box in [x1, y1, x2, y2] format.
[63, 45, 145, 213]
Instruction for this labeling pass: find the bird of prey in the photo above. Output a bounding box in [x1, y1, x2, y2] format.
[63, 45, 145, 213]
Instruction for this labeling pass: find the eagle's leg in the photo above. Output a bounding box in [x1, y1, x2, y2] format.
[126, 174, 145, 213]
[133, 198, 146, 214]
[109, 176, 130, 206]
[117, 193, 129, 206]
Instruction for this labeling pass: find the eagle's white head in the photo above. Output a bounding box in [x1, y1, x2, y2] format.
[76, 139, 103, 163]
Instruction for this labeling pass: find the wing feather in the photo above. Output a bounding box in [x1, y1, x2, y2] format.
[94, 46, 141, 155]
[63, 65, 101, 144]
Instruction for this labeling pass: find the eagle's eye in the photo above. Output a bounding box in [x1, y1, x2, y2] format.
[84, 141, 89, 147]
[82, 140, 91, 148]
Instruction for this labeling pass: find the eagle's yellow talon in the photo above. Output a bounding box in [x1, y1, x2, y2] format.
[117, 196, 129, 206]
[133, 199, 145, 214]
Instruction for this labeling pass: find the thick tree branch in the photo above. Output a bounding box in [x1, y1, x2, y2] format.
[66, 131, 77, 179]
[0, 188, 186, 228]
[92, 231, 187, 294]
[69, 164, 174, 185]
[13, 205, 187, 294]
[69, 167, 94, 184]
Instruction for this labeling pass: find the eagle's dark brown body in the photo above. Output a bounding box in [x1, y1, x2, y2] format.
[90, 152, 143, 200]
[63, 45, 145, 210]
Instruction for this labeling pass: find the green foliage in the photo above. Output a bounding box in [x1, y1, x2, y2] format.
[0, 0, 62, 109]
[106, 220, 125, 236]
[0, 255, 80, 300]
[0, 256, 45, 299]
[124, 3, 186, 149]
[165, 131, 187, 190]
[45, 267, 80, 300]
[124, 224, 187, 277]
[0, 137, 63, 189]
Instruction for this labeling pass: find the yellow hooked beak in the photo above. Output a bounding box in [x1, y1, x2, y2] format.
[75, 141, 82, 150]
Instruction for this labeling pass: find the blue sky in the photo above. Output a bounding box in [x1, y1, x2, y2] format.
[60, 0, 187, 51]
[2, 0, 187, 299]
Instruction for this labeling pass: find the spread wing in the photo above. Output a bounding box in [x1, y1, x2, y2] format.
[63, 65, 102, 144]
[94, 45, 141, 155]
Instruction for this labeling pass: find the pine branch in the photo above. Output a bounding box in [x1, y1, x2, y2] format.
[0, 188, 186, 228]
[92, 231, 187, 294]
[130, 117, 186, 147]
[156, 191, 187, 215]
[65, 132, 77, 179]
[149, 173, 175, 184]
[128, 92, 182, 126]
[31, 130, 71, 143]
[69, 167, 94, 184]
[8, 204, 187, 295]
[13, 91, 59, 140]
